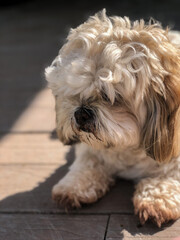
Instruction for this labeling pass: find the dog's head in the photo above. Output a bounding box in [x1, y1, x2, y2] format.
[45, 10, 180, 163]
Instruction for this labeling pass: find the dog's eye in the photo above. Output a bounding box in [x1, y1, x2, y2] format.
[101, 92, 111, 103]
[114, 93, 123, 105]
[101, 91, 123, 106]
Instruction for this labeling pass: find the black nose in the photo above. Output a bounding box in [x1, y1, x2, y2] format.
[74, 107, 94, 132]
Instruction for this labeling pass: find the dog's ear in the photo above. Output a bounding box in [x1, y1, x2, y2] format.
[142, 40, 180, 163]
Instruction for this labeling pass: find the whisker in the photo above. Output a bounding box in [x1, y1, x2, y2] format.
[86, 134, 92, 146]
[92, 131, 102, 142]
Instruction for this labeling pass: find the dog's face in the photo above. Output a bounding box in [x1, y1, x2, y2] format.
[46, 11, 180, 162]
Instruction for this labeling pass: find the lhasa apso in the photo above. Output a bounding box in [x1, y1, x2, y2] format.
[45, 10, 180, 227]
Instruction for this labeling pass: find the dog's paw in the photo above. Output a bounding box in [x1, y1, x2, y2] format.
[52, 181, 106, 209]
[133, 178, 180, 227]
[134, 199, 178, 227]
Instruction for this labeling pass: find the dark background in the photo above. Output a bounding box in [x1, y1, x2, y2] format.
[1, 0, 180, 28]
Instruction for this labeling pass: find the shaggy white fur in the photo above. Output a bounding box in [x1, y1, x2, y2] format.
[45, 10, 180, 227]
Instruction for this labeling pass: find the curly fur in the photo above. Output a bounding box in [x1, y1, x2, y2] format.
[45, 10, 180, 227]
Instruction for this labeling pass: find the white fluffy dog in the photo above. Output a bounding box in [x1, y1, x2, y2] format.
[45, 10, 180, 227]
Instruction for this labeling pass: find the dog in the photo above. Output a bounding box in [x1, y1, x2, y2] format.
[45, 10, 180, 227]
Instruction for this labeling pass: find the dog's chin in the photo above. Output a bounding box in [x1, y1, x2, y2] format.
[62, 133, 99, 147]
[62, 130, 116, 150]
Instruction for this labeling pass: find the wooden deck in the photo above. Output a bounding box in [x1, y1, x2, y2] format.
[1, 1, 180, 239]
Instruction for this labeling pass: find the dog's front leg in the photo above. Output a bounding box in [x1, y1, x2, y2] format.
[133, 177, 180, 227]
[52, 145, 114, 209]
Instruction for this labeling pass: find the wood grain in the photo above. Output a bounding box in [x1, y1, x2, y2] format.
[106, 214, 180, 240]
[0, 214, 108, 240]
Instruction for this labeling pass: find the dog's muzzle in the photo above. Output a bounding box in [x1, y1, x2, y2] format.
[74, 106, 95, 133]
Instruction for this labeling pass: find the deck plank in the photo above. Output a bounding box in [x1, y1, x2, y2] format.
[0, 89, 56, 132]
[0, 214, 108, 240]
[0, 133, 69, 164]
[0, 164, 134, 214]
[106, 214, 180, 240]
[0, 132, 134, 214]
